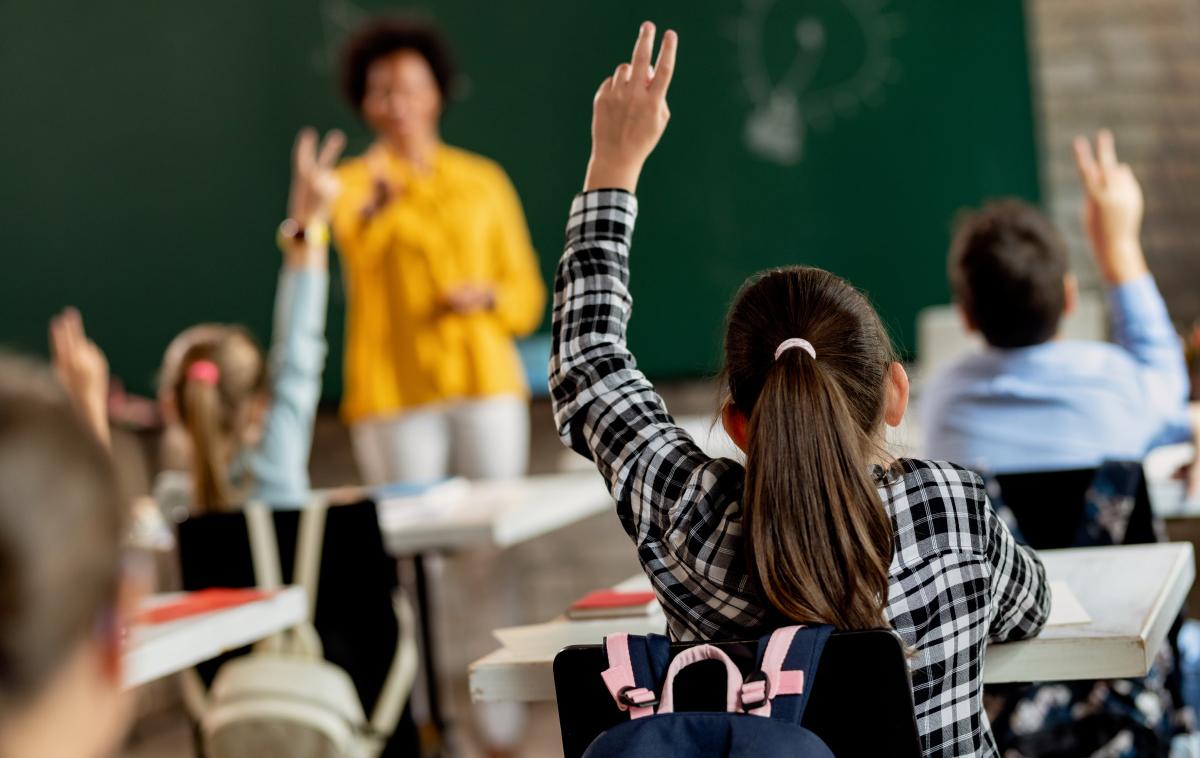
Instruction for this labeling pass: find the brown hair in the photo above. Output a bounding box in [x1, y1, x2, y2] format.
[340, 18, 457, 113]
[949, 199, 1069, 348]
[723, 267, 896, 629]
[167, 327, 266, 512]
[0, 356, 125, 707]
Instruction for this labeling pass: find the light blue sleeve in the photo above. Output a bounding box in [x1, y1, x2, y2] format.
[245, 267, 329, 507]
[1108, 274, 1191, 439]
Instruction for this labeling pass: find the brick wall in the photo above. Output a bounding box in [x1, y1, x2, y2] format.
[1026, 0, 1200, 328]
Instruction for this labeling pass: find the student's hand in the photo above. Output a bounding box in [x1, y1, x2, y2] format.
[584, 22, 678, 193]
[284, 127, 345, 268]
[288, 127, 345, 228]
[441, 284, 496, 315]
[49, 308, 111, 448]
[1072, 130, 1148, 285]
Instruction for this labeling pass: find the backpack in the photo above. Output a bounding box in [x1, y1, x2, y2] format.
[185, 502, 416, 758]
[581, 625, 834, 757]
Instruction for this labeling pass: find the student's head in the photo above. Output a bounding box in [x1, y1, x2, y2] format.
[340, 18, 456, 146]
[949, 199, 1076, 348]
[0, 357, 131, 757]
[161, 326, 267, 511]
[719, 267, 907, 629]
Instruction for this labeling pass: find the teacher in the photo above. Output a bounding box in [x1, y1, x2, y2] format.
[332, 19, 546, 485]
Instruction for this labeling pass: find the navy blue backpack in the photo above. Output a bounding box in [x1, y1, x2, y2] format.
[580, 625, 834, 757]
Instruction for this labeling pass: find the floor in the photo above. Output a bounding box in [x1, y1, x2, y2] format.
[118, 381, 722, 758]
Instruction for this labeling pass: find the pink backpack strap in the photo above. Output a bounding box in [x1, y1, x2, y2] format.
[741, 626, 805, 717]
[601, 633, 657, 719]
[742, 624, 833, 722]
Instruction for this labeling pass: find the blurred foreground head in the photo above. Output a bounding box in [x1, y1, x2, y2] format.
[0, 355, 130, 757]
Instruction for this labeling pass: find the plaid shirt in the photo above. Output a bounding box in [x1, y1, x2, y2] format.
[550, 190, 1051, 757]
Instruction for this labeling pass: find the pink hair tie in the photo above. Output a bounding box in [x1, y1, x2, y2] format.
[186, 360, 221, 385]
[774, 338, 816, 361]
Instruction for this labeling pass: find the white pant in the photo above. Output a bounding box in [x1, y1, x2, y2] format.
[350, 396, 530, 484]
[351, 397, 530, 745]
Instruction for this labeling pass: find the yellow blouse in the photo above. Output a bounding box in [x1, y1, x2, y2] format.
[331, 144, 546, 424]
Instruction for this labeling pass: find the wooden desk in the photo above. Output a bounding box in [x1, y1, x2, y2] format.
[377, 471, 614, 556]
[468, 543, 1195, 703]
[124, 586, 307, 689]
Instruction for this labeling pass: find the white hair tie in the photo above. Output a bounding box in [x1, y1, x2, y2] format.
[774, 338, 816, 361]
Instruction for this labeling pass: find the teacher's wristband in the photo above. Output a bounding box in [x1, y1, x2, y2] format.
[277, 218, 330, 251]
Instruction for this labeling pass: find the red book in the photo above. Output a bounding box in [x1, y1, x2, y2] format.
[135, 588, 274, 625]
[567, 589, 659, 620]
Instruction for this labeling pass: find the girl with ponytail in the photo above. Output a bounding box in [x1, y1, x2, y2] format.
[56, 127, 345, 514]
[551, 24, 1050, 757]
[154, 127, 344, 513]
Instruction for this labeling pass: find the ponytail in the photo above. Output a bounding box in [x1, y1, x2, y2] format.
[723, 266, 899, 630]
[742, 350, 893, 628]
[183, 375, 232, 512]
[167, 328, 266, 514]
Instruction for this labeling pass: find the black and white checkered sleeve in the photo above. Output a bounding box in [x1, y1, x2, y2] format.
[984, 489, 1051, 642]
[549, 190, 720, 545]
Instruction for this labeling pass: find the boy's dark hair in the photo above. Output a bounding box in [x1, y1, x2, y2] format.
[949, 199, 1070, 349]
[0, 356, 125, 706]
[339, 18, 456, 113]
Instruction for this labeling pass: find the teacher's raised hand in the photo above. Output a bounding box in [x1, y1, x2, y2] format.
[584, 22, 678, 193]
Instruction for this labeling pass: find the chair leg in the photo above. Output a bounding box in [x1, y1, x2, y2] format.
[413, 553, 452, 755]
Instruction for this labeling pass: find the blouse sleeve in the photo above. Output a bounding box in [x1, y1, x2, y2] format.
[488, 166, 546, 336]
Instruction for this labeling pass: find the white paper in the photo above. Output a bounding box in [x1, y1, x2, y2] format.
[493, 612, 667, 657]
[1046, 580, 1091, 627]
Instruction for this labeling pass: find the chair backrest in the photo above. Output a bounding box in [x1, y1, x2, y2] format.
[553, 629, 920, 758]
[177, 499, 399, 715]
[990, 461, 1158, 550]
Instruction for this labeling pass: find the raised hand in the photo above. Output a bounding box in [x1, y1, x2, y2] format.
[288, 127, 346, 229]
[1072, 130, 1148, 285]
[49, 307, 111, 447]
[584, 22, 678, 193]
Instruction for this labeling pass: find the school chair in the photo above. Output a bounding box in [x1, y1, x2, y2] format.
[553, 629, 921, 758]
[176, 498, 420, 757]
[987, 461, 1159, 550]
[986, 463, 1186, 754]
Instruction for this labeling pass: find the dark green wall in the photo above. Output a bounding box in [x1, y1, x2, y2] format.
[0, 0, 1039, 396]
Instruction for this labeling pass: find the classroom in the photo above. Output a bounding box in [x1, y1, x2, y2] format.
[2, 1, 1200, 757]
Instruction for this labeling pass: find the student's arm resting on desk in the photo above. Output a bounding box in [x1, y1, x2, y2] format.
[985, 497, 1051, 642]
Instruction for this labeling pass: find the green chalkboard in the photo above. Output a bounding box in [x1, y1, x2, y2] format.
[0, 0, 1039, 396]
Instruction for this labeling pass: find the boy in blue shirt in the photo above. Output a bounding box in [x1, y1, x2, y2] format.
[921, 131, 1191, 473]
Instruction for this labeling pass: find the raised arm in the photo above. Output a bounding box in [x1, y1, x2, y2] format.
[246, 128, 343, 506]
[551, 24, 737, 545]
[49, 308, 111, 449]
[1073, 132, 1189, 419]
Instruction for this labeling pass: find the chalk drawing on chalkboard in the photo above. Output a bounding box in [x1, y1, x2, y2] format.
[737, 0, 904, 166]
